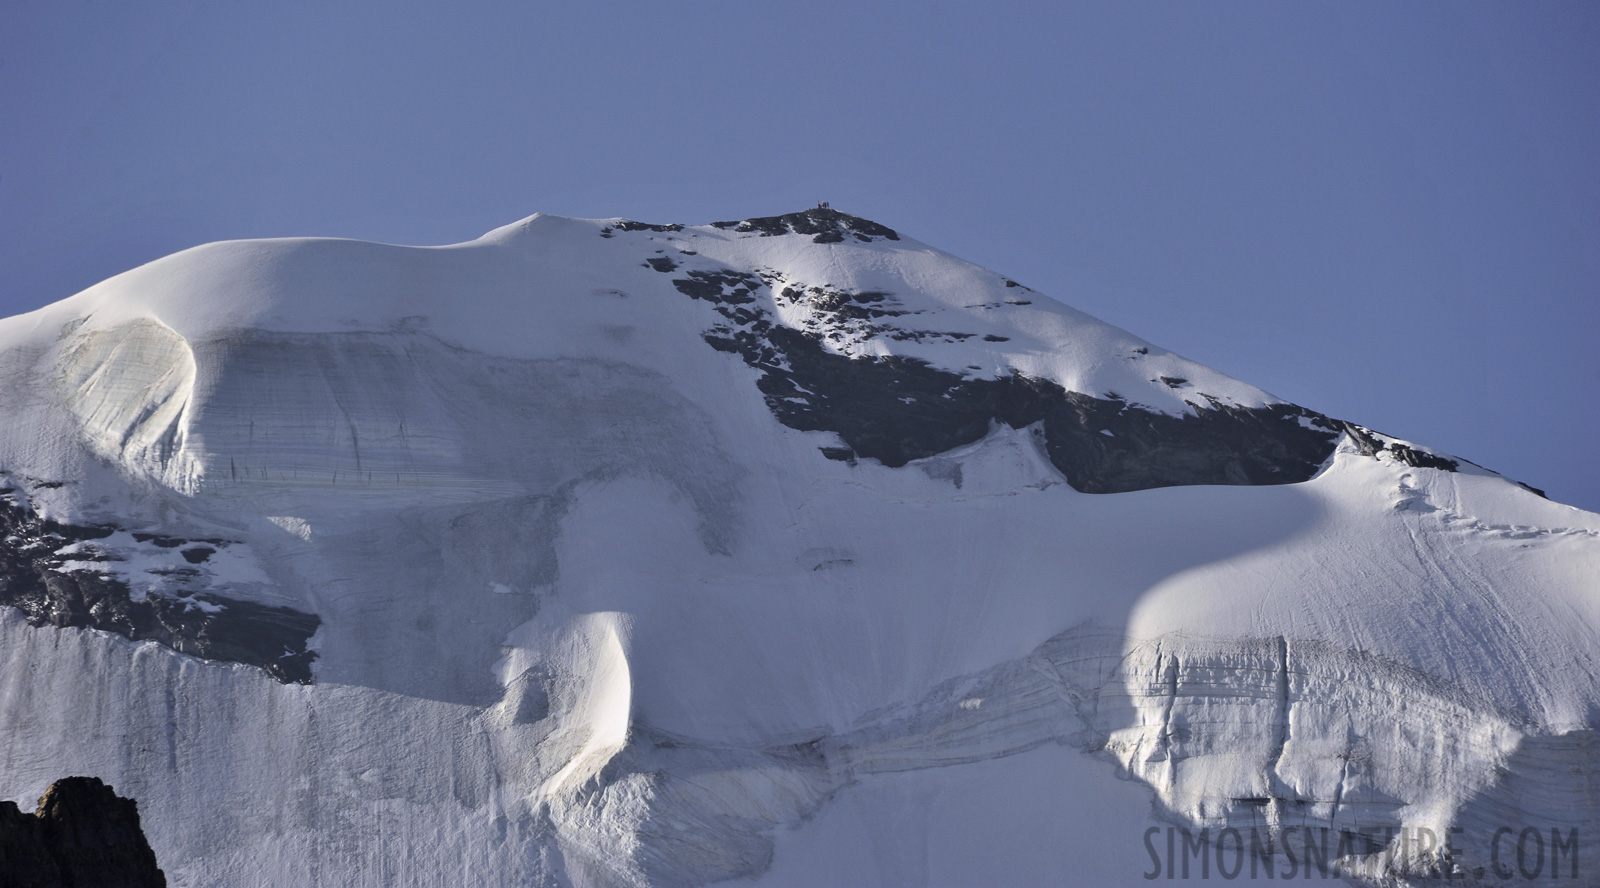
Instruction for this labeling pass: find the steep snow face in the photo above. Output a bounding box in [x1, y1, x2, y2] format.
[0, 209, 1595, 887]
[58, 319, 201, 491]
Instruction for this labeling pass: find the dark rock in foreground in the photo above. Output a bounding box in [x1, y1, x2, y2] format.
[0, 777, 165, 888]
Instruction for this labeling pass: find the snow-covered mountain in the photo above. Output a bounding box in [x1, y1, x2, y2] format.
[0, 208, 1594, 886]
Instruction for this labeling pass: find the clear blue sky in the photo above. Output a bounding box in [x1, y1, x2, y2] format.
[5, 1, 1597, 510]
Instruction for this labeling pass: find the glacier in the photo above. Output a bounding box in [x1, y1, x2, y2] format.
[0, 207, 1595, 886]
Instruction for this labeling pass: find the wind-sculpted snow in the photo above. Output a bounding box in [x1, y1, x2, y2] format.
[524, 626, 1597, 886]
[156, 329, 739, 705]
[0, 209, 1594, 886]
[3, 318, 744, 700]
[141, 328, 742, 540]
[58, 319, 201, 492]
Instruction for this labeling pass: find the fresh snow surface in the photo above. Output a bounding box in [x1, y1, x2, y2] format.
[0, 211, 1595, 887]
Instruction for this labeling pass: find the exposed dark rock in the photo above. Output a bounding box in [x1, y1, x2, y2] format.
[0, 488, 320, 684]
[179, 546, 214, 564]
[779, 286, 904, 320]
[612, 220, 684, 233]
[666, 267, 1435, 494]
[763, 278, 990, 353]
[644, 256, 678, 273]
[1337, 422, 1459, 472]
[601, 220, 685, 238]
[672, 270, 762, 305]
[710, 208, 901, 244]
[0, 777, 165, 888]
[0, 803, 56, 888]
[131, 534, 183, 549]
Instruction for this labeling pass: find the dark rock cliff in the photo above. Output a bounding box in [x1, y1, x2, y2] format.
[0, 777, 165, 888]
[666, 263, 1362, 492]
[0, 484, 320, 684]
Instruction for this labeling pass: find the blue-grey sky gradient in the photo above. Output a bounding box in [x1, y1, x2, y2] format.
[5, 1, 1597, 509]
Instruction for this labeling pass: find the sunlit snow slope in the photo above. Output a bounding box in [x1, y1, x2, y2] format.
[0, 208, 1595, 887]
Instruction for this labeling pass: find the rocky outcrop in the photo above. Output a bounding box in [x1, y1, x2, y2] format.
[0, 777, 165, 888]
[709, 207, 901, 243]
[0, 483, 320, 684]
[670, 265, 1356, 493]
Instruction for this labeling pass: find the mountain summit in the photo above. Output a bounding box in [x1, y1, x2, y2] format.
[0, 210, 1594, 886]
